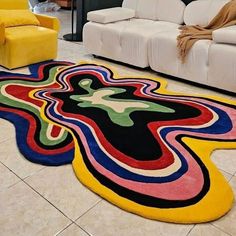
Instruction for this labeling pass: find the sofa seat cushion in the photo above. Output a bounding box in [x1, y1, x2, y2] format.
[213, 25, 236, 44]
[208, 43, 236, 92]
[0, 25, 57, 69]
[148, 29, 212, 83]
[83, 19, 179, 68]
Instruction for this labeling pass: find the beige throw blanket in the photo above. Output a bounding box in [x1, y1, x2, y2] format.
[177, 0, 236, 62]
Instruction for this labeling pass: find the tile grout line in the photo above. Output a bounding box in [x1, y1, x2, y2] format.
[77, 225, 91, 236]
[4, 178, 22, 189]
[0, 161, 22, 188]
[73, 200, 104, 236]
[74, 199, 103, 223]
[0, 160, 18, 176]
[1, 146, 235, 235]
[186, 224, 195, 236]
[0, 136, 15, 145]
[0, 162, 74, 224]
[54, 222, 74, 236]
[53, 220, 91, 236]
[22, 165, 47, 181]
[1, 161, 99, 236]
[22, 179, 74, 223]
[219, 168, 235, 179]
[1, 158, 104, 228]
[0, 157, 46, 183]
[227, 174, 235, 183]
[0, 161, 26, 181]
[210, 223, 233, 236]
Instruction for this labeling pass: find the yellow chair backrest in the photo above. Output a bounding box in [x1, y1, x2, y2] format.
[0, 0, 29, 9]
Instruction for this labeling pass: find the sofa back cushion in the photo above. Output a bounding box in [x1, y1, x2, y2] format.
[122, 0, 186, 24]
[184, 0, 229, 26]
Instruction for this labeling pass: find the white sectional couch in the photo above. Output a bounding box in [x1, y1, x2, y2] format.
[83, 0, 236, 93]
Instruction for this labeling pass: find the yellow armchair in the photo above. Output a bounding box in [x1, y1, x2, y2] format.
[0, 23, 5, 45]
[34, 14, 60, 32]
[0, 0, 60, 69]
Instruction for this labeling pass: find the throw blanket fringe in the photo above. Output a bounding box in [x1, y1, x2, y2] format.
[177, 0, 236, 62]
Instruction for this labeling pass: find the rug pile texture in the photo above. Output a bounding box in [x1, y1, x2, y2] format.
[0, 61, 236, 223]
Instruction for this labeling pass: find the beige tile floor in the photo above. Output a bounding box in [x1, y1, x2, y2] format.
[1, 9, 236, 236]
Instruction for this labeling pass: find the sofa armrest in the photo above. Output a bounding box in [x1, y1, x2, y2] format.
[87, 7, 135, 24]
[0, 23, 5, 45]
[34, 14, 60, 32]
[213, 26, 236, 44]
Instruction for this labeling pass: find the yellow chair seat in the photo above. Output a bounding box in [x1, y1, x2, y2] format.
[0, 26, 57, 69]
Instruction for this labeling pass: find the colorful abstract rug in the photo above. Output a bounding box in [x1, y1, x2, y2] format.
[1, 61, 236, 223]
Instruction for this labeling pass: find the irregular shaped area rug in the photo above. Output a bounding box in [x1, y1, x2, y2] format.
[0, 61, 236, 223]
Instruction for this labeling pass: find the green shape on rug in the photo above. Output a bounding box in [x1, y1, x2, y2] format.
[70, 79, 174, 126]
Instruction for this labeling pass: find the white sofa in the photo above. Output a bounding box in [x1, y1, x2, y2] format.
[83, 0, 236, 93]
